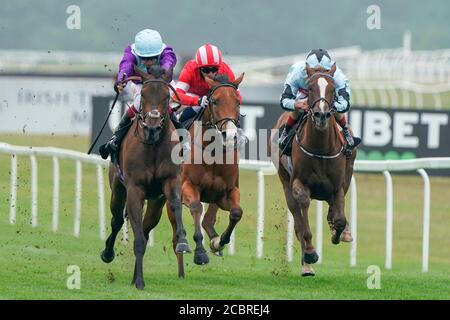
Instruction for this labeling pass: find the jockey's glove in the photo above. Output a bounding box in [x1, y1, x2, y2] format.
[198, 96, 209, 108]
[114, 82, 125, 94]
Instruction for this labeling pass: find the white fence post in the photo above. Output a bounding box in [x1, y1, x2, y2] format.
[286, 209, 294, 262]
[256, 170, 265, 259]
[9, 154, 17, 225]
[350, 176, 358, 267]
[30, 155, 38, 227]
[73, 160, 82, 237]
[383, 170, 393, 269]
[52, 156, 59, 232]
[417, 169, 430, 273]
[96, 164, 106, 241]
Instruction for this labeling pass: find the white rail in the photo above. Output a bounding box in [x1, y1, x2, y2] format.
[1, 142, 448, 272]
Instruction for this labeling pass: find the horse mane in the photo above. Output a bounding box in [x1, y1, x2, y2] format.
[213, 73, 231, 84]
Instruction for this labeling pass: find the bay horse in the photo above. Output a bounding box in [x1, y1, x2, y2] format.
[181, 73, 245, 265]
[270, 63, 355, 276]
[100, 65, 191, 290]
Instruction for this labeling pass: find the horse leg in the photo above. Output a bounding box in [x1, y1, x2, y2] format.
[126, 185, 147, 290]
[327, 205, 352, 243]
[182, 182, 209, 265]
[292, 179, 318, 270]
[329, 188, 348, 245]
[281, 181, 315, 276]
[202, 204, 222, 255]
[216, 187, 242, 250]
[164, 178, 192, 254]
[166, 202, 187, 278]
[101, 176, 126, 263]
[143, 197, 165, 242]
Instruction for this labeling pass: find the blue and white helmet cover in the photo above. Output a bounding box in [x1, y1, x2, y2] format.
[305, 49, 334, 70]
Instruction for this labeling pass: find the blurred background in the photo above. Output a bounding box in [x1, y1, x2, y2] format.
[0, 1, 450, 299]
[1, 0, 450, 161]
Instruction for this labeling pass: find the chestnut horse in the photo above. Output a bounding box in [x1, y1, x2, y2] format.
[181, 73, 245, 265]
[270, 64, 355, 276]
[100, 66, 191, 290]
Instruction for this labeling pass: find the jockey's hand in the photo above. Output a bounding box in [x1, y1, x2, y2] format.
[114, 81, 125, 94]
[294, 99, 309, 111]
[198, 96, 209, 108]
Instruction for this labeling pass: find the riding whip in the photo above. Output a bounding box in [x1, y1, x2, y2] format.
[87, 73, 127, 155]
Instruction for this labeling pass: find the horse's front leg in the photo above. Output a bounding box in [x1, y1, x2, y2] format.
[126, 185, 147, 290]
[164, 177, 192, 254]
[292, 178, 318, 268]
[182, 181, 209, 265]
[214, 187, 242, 251]
[202, 204, 222, 255]
[329, 187, 348, 245]
[101, 175, 126, 263]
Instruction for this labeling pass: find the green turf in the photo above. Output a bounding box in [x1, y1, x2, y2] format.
[0, 134, 449, 300]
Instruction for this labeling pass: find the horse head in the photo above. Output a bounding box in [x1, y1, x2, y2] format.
[305, 63, 337, 131]
[203, 73, 244, 150]
[133, 65, 172, 145]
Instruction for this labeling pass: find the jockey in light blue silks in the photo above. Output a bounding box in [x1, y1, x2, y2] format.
[278, 49, 356, 154]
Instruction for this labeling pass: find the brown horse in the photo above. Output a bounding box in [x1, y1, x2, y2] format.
[181, 73, 245, 265]
[100, 65, 191, 290]
[270, 63, 355, 276]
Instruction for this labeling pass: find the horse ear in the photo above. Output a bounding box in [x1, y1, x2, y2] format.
[329, 63, 337, 76]
[133, 64, 150, 80]
[232, 73, 245, 87]
[305, 63, 313, 78]
[162, 67, 174, 82]
[204, 75, 215, 88]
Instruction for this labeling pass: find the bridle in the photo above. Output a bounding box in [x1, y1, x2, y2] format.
[203, 83, 242, 131]
[307, 73, 336, 114]
[295, 72, 344, 159]
[122, 76, 181, 145]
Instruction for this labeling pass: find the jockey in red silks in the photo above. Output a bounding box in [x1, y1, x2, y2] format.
[99, 29, 178, 160]
[175, 43, 243, 122]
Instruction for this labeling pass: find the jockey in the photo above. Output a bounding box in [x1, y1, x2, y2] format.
[278, 48, 355, 153]
[175, 43, 243, 123]
[99, 28, 178, 160]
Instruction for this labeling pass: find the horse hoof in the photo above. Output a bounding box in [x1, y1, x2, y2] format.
[340, 230, 353, 242]
[331, 229, 342, 245]
[100, 250, 115, 263]
[301, 265, 315, 277]
[194, 251, 210, 265]
[304, 251, 319, 264]
[210, 237, 225, 253]
[135, 281, 145, 290]
[212, 250, 223, 257]
[176, 242, 192, 254]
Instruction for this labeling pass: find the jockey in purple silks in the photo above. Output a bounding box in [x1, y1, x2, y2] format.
[99, 29, 180, 160]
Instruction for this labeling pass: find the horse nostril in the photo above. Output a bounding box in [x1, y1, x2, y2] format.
[326, 112, 331, 119]
[314, 112, 320, 118]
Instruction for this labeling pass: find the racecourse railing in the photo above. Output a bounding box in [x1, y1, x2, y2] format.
[1, 142, 449, 273]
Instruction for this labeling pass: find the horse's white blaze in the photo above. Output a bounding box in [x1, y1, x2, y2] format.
[318, 77, 328, 112]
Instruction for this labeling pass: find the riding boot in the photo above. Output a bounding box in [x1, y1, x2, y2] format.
[341, 124, 355, 149]
[278, 124, 290, 151]
[99, 113, 132, 160]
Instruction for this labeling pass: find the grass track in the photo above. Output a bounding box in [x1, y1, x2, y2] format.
[0, 134, 449, 299]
